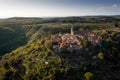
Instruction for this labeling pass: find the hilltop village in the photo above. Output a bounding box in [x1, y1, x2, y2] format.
[45, 25, 102, 53]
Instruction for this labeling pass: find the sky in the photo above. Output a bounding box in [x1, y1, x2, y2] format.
[0, 0, 120, 18]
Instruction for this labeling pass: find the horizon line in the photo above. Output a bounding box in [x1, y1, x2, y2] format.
[0, 14, 120, 19]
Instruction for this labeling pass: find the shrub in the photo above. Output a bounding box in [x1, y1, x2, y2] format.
[84, 72, 94, 80]
[98, 52, 104, 60]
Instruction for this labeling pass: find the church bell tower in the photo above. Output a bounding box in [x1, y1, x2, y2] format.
[71, 24, 74, 35]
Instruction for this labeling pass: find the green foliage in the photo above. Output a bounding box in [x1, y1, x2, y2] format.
[0, 68, 6, 80]
[98, 52, 104, 60]
[84, 72, 94, 80]
[82, 36, 89, 47]
[45, 41, 53, 50]
[45, 40, 58, 50]
[0, 23, 27, 55]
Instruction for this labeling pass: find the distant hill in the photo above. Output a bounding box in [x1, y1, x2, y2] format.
[0, 16, 119, 55]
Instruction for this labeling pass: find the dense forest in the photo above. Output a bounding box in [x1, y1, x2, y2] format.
[0, 16, 120, 80]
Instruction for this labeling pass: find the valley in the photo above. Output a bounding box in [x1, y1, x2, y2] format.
[0, 16, 120, 80]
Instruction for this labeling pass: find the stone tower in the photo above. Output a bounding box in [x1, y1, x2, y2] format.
[71, 24, 74, 35]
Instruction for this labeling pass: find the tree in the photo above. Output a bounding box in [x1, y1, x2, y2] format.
[84, 72, 94, 80]
[44, 40, 58, 50]
[82, 36, 89, 47]
[98, 52, 104, 60]
[114, 23, 119, 28]
[44, 41, 53, 50]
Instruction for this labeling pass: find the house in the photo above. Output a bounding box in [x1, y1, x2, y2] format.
[45, 24, 102, 54]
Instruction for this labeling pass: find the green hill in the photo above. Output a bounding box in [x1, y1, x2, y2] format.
[0, 23, 27, 55]
[0, 16, 120, 80]
[0, 30, 120, 80]
[0, 16, 119, 55]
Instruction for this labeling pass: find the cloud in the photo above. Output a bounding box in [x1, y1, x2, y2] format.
[112, 4, 117, 8]
[92, 3, 120, 15]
